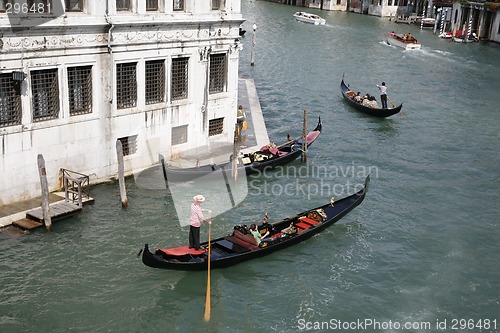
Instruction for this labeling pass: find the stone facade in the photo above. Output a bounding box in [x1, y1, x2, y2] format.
[0, 0, 243, 205]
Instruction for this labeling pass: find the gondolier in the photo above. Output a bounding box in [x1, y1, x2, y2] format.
[189, 195, 212, 250]
[377, 82, 388, 109]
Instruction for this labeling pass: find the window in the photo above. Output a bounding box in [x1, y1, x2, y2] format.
[0, 0, 10, 12]
[208, 117, 224, 136]
[116, 63, 137, 109]
[116, 0, 129, 11]
[171, 57, 188, 101]
[145, 60, 165, 105]
[171, 125, 188, 145]
[117, 135, 138, 156]
[336, 0, 341, 5]
[31, 69, 59, 122]
[146, 0, 157, 11]
[65, 0, 82, 11]
[68, 66, 92, 115]
[211, 0, 221, 10]
[209, 53, 226, 94]
[0, 73, 22, 127]
[173, 0, 184, 11]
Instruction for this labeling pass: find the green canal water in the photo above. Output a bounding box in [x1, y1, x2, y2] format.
[1, 2, 500, 332]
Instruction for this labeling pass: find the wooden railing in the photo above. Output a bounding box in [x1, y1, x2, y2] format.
[60, 169, 90, 207]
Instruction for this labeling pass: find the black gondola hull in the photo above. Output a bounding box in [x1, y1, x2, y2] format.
[341, 79, 403, 118]
[142, 176, 370, 270]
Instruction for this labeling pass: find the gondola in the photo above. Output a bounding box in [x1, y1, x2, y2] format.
[162, 117, 322, 182]
[341, 79, 403, 118]
[141, 175, 369, 270]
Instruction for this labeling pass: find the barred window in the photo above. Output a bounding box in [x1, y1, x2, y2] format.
[116, 0, 129, 11]
[31, 69, 60, 122]
[171, 57, 188, 101]
[0, 0, 10, 12]
[146, 0, 157, 11]
[211, 0, 221, 10]
[171, 125, 188, 145]
[117, 135, 138, 156]
[209, 53, 227, 94]
[65, 0, 82, 11]
[145, 60, 165, 105]
[68, 66, 92, 115]
[208, 117, 224, 136]
[116, 62, 137, 109]
[0, 73, 22, 127]
[173, 0, 184, 11]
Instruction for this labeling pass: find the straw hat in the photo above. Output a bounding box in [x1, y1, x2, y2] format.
[193, 194, 206, 202]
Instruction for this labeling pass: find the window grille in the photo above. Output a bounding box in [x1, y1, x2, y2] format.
[145, 60, 165, 105]
[171, 57, 188, 101]
[31, 69, 60, 122]
[209, 53, 226, 94]
[171, 125, 188, 145]
[65, 0, 82, 11]
[0, 73, 22, 127]
[208, 117, 224, 136]
[173, 0, 184, 11]
[68, 66, 92, 115]
[0, 0, 10, 12]
[116, 0, 130, 11]
[117, 135, 138, 156]
[116, 62, 137, 109]
[211, 0, 221, 10]
[146, 0, 158, 11]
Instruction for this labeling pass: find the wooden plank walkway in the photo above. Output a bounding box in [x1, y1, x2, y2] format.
[25, 201, 82, 222]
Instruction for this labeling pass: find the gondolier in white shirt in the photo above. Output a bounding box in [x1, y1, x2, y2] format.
[377, 82, 388, 109]
[189, 195, 212, 250]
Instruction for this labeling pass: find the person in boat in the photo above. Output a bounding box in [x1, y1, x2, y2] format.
[376, 82, 388, 109]
[390, 31, 395, 37]
[354, 92, 362, 103]
[362, 94, 378, 108]
[406, 32, 413, 42]
[189, 194, 212, 250]
[249, 223, 269, 246]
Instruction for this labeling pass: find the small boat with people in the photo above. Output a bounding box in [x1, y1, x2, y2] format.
[293, 11, 326, 25]
[340, 79, 403, 118]
[385, 32, 421, 50]
[452, 32, 478, 43]
[141, 176, 370, 270]
[162, 117, 322, 182]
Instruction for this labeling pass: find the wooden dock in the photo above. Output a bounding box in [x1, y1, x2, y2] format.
[25, 201, 82, 223]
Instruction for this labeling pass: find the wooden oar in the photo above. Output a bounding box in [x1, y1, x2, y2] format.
[387, 95, 406, 119]
[203, 220, 212, 321]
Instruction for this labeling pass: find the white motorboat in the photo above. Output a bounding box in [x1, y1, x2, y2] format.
[385, 33, 422, 50]
[293, 12, 326, 25]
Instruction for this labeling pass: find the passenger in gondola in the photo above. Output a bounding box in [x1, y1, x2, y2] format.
[406, 32, 413, 42]
[250, 223, 269, 246]
[354, 92, 362, 103]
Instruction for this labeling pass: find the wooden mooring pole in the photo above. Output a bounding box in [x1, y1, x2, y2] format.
[37, 154, 52, 231]
[301, 109, 308, 162]
[116, 140, 128, 208]
[232, 128, 239, 182]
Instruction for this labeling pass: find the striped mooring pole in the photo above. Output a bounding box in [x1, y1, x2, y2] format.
[466, 11, 472, 41]
[439, 8, 446, 35]
[420, 6, 426, 30]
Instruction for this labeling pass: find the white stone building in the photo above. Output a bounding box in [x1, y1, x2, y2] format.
[0, 0, 243, 206]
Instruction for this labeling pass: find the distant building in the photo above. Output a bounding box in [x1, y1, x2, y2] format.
[0, 0, 243, 205]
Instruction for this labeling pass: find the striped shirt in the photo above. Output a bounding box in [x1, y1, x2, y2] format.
[190, 202, 205, 227]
